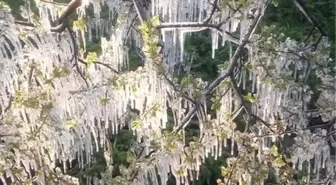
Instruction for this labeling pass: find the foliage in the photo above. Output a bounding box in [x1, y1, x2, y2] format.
[0, 0, 335, 185]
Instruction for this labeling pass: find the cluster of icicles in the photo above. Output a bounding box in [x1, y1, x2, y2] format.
[0, 0, 335, 185]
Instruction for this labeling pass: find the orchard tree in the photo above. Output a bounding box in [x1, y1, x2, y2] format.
[0, 0, 334, 185]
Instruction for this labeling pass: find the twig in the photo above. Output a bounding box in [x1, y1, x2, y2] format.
[225, 155, 241, 185]
[124, 14, 138, 45]
[173, 6, 265, 133]
[78, 58, 120, 74]
[173, 105, 198, 133]
[68, 83, 108, 94]
[293, 0, 327, 37]
[41, 0, 68, 7]
[3, 96, 13, 114]
[203, 0, 219, 23]
[157, 21, 240, 43]
[14, 20, 35, 27]
[66, 25, 89, 87]
[161, 72, 196, 104]
[205, 8, 264, 95]
[132, 0, 144, 23]
[230, 75, 251, 132]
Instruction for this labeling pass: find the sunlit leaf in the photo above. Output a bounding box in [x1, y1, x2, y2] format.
[131, 120, 143, 129]
[65, 119, 77, 128]
[244, 93, 256, 103]
[86, 52, 98, 66]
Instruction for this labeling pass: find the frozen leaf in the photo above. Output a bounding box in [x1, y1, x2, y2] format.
[244, 93, 256, 103]
[65, 119, 77, 128]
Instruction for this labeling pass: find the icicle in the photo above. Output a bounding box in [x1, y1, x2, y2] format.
[179, 31, 185, 62]
[211, 29, 218, 59]
[231, 131, 234, 155]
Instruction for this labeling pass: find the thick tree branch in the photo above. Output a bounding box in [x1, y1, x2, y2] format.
[58, 0, 82, 24]
[15, 0, 81, 33]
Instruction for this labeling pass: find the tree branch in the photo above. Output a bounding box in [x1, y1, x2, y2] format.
[157, 22, 240, 44]
[161, 73, 196, 104]
[65, 25, 89, 87]
[58, 0, 82, 24]
[173, 6, 265, 133]
[132, 0, 144, 23]
[292, 0, 327, 36]
[230, 75, 252, 132]
[78, 58, 120, 74]
[203, 0, 219, 23]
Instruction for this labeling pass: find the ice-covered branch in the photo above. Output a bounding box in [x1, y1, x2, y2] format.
[293, 0, 327, 37]
[205, 8, 264, 95]
[174, 6, 265, 133]
[78, 58, 120, 74]
[161, 73, 196, 104]
[229, 75, 252, 132]
[157, 22, 239, 42]
[203, 0, 219, 23]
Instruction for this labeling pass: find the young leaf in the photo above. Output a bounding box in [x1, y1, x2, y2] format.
[131, 120, 143, 129]
[86, 52, 98, 66]
[65, 119, 77, 128]
[244, 93, 256, 103]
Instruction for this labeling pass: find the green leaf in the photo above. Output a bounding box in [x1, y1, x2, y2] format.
[180, 76, 191, 88]
[220, 81, 231, 88]
[86, 52, 98, 66]
[216, 131, 228, 140]
[131, 120, 143, 129]
[139, 23, 149, 33]
[272, 0, 280, 7]
[73, 17, 86, 31]
[218, 63, 229, 70]
[0, 1, 8, 8]
[243, 93, 256, 103]
[65, 119, 77, 128]
[275, 157, 286, 167]
[270, 145, 279, 156]
[211, 97, 222, 111]
[23, 97, 40, 109]
[151, 104, 160, 117]
[244, 64, 253, 70]
[221, 166, 229, 177]
[99, 97, 109, 106]
[126, 151, 134, 163]
[151, 16, 160, 26]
